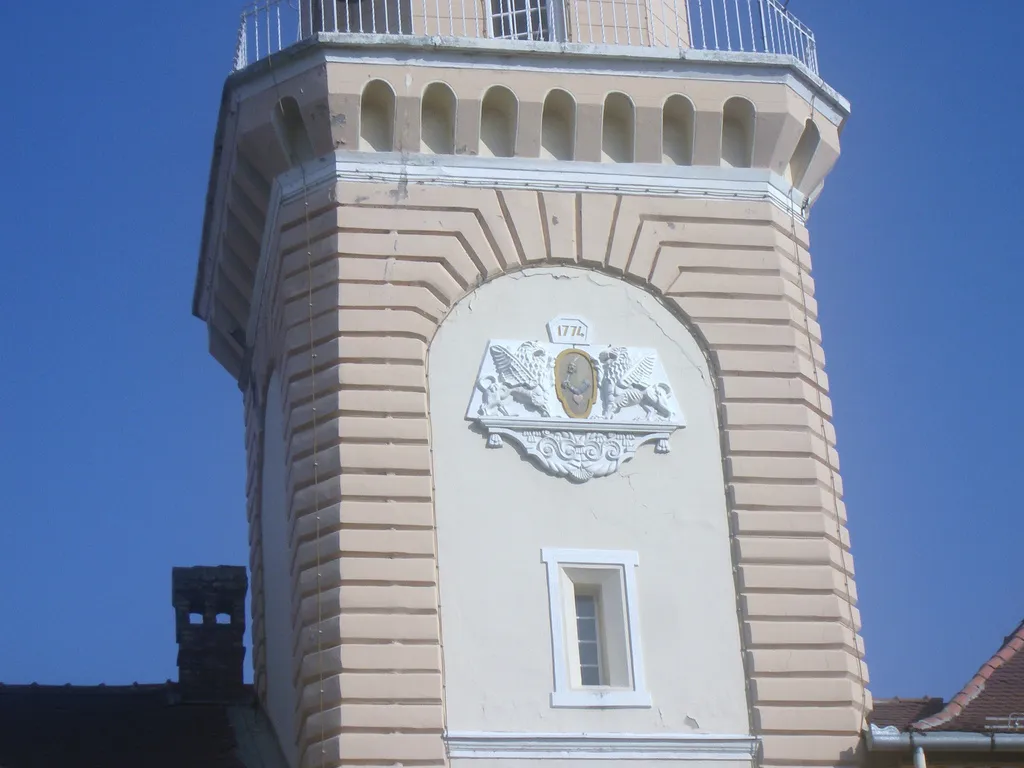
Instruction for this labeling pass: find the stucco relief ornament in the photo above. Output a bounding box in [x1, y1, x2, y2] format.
[466, 318, 686, 482]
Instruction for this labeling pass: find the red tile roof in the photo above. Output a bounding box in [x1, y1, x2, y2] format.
[912, 620, 1024, 733]
[869, 697, 945, 729]
[0, 683, 253, 768]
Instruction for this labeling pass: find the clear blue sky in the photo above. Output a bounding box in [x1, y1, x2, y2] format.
[0, 1, 1021, 702]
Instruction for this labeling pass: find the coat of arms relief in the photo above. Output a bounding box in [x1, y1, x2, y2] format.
[466, 316, 686, 482]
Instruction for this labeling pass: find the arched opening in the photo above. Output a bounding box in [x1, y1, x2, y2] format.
[479, 86, 518, 158]
[427, 266, 749, 732]
[540, 89, 575, 161]
[272, 97, 315, 167]
[786, 119, 820, 188]
[601, 92, 634, 163]
[662, 95, 694, 166]
[421, 82, 457, 155]
[721, 97, 755, 168]
[360, 79, 396, 152]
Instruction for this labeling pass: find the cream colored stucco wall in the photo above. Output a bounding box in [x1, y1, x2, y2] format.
[234, 179, 868, 768]
[204, 40, 864, 768]
[429, 267, 750, 742]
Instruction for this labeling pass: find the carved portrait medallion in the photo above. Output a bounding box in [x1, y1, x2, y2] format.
[555, 348, 597, 418]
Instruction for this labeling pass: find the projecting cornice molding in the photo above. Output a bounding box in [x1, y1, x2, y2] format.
[445, 731, 761, 760]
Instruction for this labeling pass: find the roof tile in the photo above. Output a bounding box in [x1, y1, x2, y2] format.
[913, 620, 1024, 733]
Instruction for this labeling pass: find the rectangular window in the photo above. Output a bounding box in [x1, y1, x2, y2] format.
[575, 592, 602, 686]
[541, 548, 650, 708]
[489, 0, 565, 41]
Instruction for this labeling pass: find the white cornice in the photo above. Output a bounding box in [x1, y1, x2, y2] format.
[246, 152, 805, 348]
[445, 731, 760, 760]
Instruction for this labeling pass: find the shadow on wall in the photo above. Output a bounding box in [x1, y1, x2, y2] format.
[271, 84, 822, 185]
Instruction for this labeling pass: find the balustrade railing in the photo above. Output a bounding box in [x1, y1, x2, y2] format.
[233, 0, 817, 74]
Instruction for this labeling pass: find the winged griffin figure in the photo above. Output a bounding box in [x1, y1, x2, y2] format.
[596, 347, 675, 420]
[477, 341, 555, 418]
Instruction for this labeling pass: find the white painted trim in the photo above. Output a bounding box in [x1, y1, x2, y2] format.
[541, 548, 650, 708]
[445, 731, 760, 760]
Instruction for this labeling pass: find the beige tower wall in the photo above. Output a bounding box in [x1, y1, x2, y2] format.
[196, 38, 861, 768]
[239, 178, 866, 768]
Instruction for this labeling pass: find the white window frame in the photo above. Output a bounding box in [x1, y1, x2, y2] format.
[541, 548, 650, 708]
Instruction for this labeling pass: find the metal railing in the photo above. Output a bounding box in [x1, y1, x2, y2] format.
[234, 0, 817, 74]
[686, 0, 816, 73]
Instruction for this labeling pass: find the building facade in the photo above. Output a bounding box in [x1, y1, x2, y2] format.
[192, 2, 866, 767]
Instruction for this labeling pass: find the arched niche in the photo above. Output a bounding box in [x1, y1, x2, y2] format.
[427, 266, 750, 739]
[662, 94, 694, 166]
[479, 86, 518, 158]
[272, 96, 315, 167]
[721, 97, 755, 168]
[360, 79, 396, 152]
[540, 88, 575, 161]
[421, 82, 457, 155]
[602, 92, 635, 163]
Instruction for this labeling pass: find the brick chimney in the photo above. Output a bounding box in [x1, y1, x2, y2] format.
[171, 565, 247, 698]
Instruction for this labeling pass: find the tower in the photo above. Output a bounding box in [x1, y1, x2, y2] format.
[192, 2, 865, 768]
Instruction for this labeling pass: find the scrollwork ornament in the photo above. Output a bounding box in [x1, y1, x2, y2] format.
[467, 327, 687, 482]
[486, 427, 668, 483]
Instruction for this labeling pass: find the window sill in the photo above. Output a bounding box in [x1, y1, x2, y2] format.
[551, 688, 652, 708]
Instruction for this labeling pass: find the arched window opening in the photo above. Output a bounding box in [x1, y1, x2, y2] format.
[662, 95, 694, 166]
[421, 82, 457, 155]
[601, 92, 634, 164]
[360, 80, 396, 152]
[786, 119, 820, 188]
[480, 86, 518, 158]
[272, 97, 315, 167]
[721, 97, 755, 168]
[540, 89, 575, 161]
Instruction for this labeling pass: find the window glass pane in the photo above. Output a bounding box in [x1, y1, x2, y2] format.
[575, 594, 596, 618]
[576, 616, 597, 641]
[574, 592, 602, 686]
[579, 640, 599, 667]
[580, 663, 601, 686]
[490, 0, 550, 40]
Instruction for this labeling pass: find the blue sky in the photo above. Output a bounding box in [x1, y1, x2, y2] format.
[0, 0, 1021, 702]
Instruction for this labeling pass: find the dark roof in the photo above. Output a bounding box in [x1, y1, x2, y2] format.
[869, 697, 945, 729]
[913, 620, 1024, 732]
[0, 683, 255, 768]
[872, 620, 1024, 735]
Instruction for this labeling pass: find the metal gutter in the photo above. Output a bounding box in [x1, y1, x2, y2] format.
[867, 725, 1024, 753]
